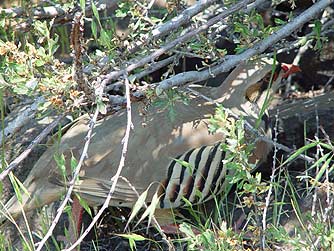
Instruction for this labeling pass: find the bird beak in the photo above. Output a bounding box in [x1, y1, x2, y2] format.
[281, 63, 301, 78]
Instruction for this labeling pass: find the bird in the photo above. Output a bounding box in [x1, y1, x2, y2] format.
[1, 58, 300, 231]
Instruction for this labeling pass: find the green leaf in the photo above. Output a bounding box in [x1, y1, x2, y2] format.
[91, 1, 100, 23]
[35, 59, 46, 67]
[135, 192, 160, 228]
[309, 152, 331, 170]
[147, 192, 160, 228]
[311, 155, 333, 191]
[281, 142, 318, 166]
[318, 142, 333, 151]
[173, 158, 193, 173]
[9, 173, 30, 204]
[99, 30, 111, 48]
[12, 85, 29, 95]
[70, 154, 78, 173]
[179, 222, 196, 238]
[117, 233, 146, 241]
[274, 18, 286, 25]
[117, 233, 146, 251]
[79, 0, 86, 14]
[63, 205, 72, 214]
[96, 99, 107, 115]
[49, 36, 60, 56]
[36, 46, 47, 58]
[126, 189, 148, 228]
[54, 153, 66, 176]
[75, 194, 92, 217]
[91, 20, 98, 40]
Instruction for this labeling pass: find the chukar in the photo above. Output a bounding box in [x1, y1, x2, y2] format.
[1, 58, 300, 224]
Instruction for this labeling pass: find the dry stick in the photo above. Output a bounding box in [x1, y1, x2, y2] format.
[105, 55, 179, 92]
[319, 126, 333, 208]
[129, 0, 217, 53]
[4, 1, 119, 32]
[0, 115, 64, 181]
[100, 0, 254, 86]
[156, 0, 333, 92]
[35, 110, 100, 251]
[63, 73, 134, 251]
[311, 107, 321, 218]
[314, 197, 334, 248]
[261, 110, 280, 249]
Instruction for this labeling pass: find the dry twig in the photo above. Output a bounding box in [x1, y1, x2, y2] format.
[63, 72, 134, 251]
[156, 0, 333, 92]
[0, 115, 64, 181]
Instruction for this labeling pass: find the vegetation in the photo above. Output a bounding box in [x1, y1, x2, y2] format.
[0, 0, 334, 250]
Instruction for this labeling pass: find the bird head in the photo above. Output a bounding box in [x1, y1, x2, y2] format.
[214, 58, 301, 120]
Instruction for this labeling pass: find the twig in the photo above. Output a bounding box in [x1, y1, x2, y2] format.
[71, 11, 94, 101]
[105, 55, 179, 92]
[156, 0, 333, 92]
[0, 115, 64, 181]
[0, 4, 66, 18]
[35, 109, 99, 251]
[261, 109, 280, 248]
[62, 72, 133, 251]
[314, 197, 334, 247]
[319, 126, 333, 206]
[100, 0, 254, 86]
[311, 106, 321, 217]
[129, 0, 217, 53]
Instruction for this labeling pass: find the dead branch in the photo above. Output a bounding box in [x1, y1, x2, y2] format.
[129, 0, 218, 53]
[0, 115, 64, 181]
[63, 72, 134, 251]
[100, 0, 254, 86]
[156, 0, 333, 92]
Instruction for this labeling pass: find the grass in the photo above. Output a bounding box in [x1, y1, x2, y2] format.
[1, 0, 333, 250]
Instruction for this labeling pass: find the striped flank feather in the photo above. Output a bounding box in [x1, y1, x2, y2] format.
[160, 143, 230, 208]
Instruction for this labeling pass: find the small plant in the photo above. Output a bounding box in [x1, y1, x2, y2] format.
[152, 89, 189, 121]
[179, 222, 245, 251]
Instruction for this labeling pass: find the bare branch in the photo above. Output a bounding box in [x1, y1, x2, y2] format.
[100, 0, 254, 86]
[105, 55, 179, 92]
[35, 109, 99, 251]
[261, 109, 280, 248]
[129, 0, 217, 53]
[156, 0, 333, 92]
[64, 72, 134, 251]
[0, 115, 64, 181]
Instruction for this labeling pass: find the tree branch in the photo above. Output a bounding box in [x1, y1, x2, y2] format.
[0, 115, 64, 181]
[156, 0, 333, 92]
[63, 72, 134, 251]
[100, 0, 254, 86]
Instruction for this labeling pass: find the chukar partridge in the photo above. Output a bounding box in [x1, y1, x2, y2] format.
[1, 58, 300, 224]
